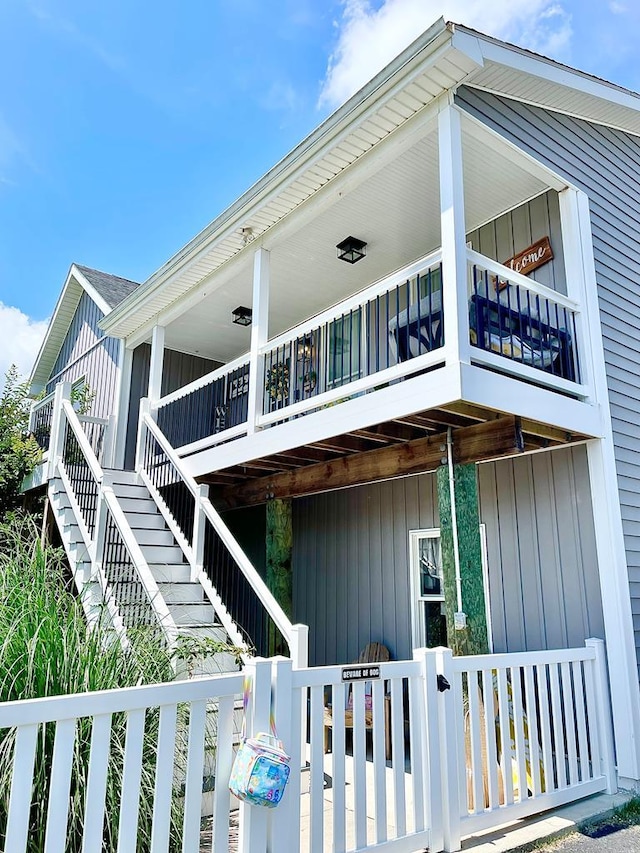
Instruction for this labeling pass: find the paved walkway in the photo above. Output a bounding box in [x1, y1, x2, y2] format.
[529, 824, 640, 852]
[462, 792, 635, 853]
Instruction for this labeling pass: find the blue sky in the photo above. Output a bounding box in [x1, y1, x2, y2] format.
[1, 0, 640, 380]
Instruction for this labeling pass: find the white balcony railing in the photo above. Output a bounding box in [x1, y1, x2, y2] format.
[153, 246, 586, 456]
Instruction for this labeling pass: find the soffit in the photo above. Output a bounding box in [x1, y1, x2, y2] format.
[165, 125, 548, 362]
[102, 25, 481, 341]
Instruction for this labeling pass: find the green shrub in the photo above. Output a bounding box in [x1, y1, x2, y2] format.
[0, 518, 181, 851]
[0, 366, 39, 519]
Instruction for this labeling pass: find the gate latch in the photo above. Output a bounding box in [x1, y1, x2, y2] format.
[437, 674, 451, 693]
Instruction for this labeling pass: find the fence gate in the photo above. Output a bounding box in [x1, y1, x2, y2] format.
[262, 640, 615, 853]
[266, 653, 440, 853]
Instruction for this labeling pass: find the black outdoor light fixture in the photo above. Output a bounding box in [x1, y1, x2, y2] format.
[232, 306, 252, 326]
[336, 236, 367, 264]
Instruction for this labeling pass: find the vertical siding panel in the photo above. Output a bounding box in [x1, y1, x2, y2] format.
[512, 458, 545, 650]
[457, 85, 636, 659]
[478, 463, 508, 651]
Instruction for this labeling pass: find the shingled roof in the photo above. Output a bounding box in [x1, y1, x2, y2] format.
[74, 264, 140, 310]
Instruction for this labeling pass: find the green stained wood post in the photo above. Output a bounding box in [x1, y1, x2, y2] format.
[266, 498, 293, 655]
[436, 461, 489, 656]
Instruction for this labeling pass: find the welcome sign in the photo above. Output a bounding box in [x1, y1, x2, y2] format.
[497, 236, 554, 290]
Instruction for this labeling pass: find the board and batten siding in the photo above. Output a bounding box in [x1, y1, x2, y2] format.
[466, 190, 567, 294]
[45, 291, 119, 421]
[293, 446, 603, 666]
[124, 343, 220, 470]
[456, 86, 640, 672]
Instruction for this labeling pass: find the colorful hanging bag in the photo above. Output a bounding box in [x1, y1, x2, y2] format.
[229, 677, 291, 808]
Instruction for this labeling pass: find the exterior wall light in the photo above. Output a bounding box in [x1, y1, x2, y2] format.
[336, 236, 367, 264]
[232, 306, 252, 326]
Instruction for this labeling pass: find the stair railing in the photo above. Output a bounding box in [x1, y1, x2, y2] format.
[50, 386, 179, 651]
[136, 400, 308, 666]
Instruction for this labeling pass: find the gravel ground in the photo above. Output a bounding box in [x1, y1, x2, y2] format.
[513, 805, 640, 853]
[199, 811, 239, 852]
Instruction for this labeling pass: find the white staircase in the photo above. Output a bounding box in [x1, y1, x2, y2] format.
[50, 465, 239, 676]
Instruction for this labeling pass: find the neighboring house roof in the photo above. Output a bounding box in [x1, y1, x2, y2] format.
[100, 17, 640, 343]
[29, 264, 140, 394]
[74, 265, 140, 310]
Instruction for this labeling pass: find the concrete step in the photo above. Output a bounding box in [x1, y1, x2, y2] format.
[138, 544, 185, 564]
[123, 512, 167, 531]
[117, 496, 160, 514]
[170, 602, 218, 626]
[104, 469, 140, 485]
[149, 563, 192, 583]
[111, 483, 151, 501]
[126, 527, 175, 547]
[158, 583, 204, 604]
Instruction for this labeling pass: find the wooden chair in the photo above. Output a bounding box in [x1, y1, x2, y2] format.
[323, 642, 392, 760]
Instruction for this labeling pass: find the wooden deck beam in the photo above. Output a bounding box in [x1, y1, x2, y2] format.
[220, 415, 526, 508]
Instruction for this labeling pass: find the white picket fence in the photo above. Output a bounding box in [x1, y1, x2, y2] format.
[0, 642, 615, 853]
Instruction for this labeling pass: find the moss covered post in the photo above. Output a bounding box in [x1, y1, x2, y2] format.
[266, 498, 293, 654]
[436, 460, 489, 656]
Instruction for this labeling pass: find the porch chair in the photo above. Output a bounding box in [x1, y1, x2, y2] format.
[323, 642, 392, 760]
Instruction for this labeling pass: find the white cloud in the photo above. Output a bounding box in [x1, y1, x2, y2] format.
[319, 0, 573, 109]
[0, 304, 48, 389]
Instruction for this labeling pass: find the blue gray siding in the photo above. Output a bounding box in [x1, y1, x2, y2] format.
[466, 190, 566, 294]
[293, 446, 602, 666]
[124, 343, 220, 469]
[45, 291, 119, 420]
[456, 86, 640, 670]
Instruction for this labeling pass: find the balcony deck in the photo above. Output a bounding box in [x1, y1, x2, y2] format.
[145, 246, 599, 506]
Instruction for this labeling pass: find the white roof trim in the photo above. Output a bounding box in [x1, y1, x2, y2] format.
[29, 264, 112, 393]
[101, 19, 640, 342]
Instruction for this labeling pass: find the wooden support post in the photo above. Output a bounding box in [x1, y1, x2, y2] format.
[436, 461, 489, 656]
[266, 498, 293, 655]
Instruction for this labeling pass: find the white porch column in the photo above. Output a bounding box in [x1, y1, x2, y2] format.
[147, 324, 165, 406]
[247, 247, 270, 434]
[438, 100, 470, 366]
[567, 186, 640, 784]
[112, 341, 133, 469]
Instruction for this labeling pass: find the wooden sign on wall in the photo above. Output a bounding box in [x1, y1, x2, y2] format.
[497, 236, 554, 290]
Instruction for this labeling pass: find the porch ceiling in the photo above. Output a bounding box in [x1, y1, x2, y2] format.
[203, 403, 588, 509]
[164, 117, 551, 363]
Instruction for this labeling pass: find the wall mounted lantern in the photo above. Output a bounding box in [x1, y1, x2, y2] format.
[336, 236, 367, 264]
[232, 306, 252, 326]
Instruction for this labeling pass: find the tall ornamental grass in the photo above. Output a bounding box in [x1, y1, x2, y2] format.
[0, 518, 182, 851]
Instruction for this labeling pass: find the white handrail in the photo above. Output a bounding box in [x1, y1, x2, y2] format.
[142, 412, 200, 498]
[102, 487, 180, 650]
[141, 412, 295, 651]
[201, 497, 294, 642]
[467, 248, 580, 312]
[77, 415, 109, 426]
[261, 247, 444, 353]
[29, 390, 55, 432]
[61, 399, 104, 483]
[156, 353, 251, 409]
[58, 401, 178, 650]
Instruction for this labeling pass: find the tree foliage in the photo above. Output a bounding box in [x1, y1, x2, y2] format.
[0, 366, 39, 518]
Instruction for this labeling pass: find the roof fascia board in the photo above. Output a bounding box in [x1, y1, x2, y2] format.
[29, 267, 82, 390]
[127, 102, 443, 349]
[102, 19, 481, 336]
[469, 30, 640, 114]
[70, 264, 113, 315]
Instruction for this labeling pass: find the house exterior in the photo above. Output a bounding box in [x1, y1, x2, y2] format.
[26, 19, 640, 791]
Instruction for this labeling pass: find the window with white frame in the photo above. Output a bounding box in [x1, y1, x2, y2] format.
[409, 529, 448, 650]
[327, 309, 363, 387]
[409, 526, 493, 651]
